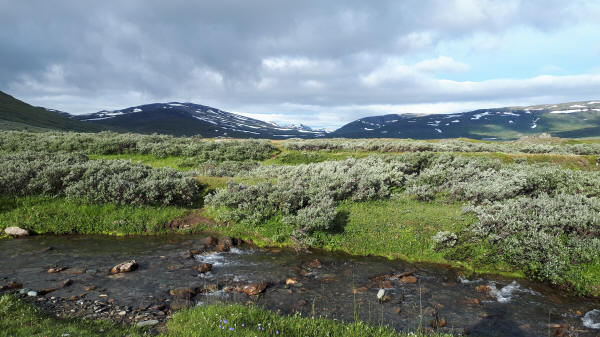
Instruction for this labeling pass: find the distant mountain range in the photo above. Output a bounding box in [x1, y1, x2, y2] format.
[330, 101, 600, 139]
[1, 90, 600, 139]
[72, 102, 327, 138]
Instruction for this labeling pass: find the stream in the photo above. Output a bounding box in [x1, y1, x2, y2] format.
[1, 234, 599, 336]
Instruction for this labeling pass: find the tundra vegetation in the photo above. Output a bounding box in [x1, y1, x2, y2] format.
[1, 131, 600, 334]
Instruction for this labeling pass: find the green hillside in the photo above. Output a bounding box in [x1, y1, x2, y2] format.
[0, 91, 104, 132]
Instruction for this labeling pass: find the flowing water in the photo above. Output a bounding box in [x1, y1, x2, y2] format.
[1, 234, 599, 336]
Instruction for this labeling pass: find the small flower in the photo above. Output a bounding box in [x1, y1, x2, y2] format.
[229, 327, 234, 331]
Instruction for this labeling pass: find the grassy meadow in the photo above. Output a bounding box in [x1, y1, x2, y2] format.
[1, 131, 600, 335]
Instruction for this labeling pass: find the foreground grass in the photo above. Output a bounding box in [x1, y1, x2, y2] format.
[0, 295, 451, 337]
[0, 196, 189, 235]
[0, 294, 143, 337]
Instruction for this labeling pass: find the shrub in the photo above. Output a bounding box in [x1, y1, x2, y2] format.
[0, 131, 278, 161]
[0, 152, 202, 206]
[464, 194, 600, 285]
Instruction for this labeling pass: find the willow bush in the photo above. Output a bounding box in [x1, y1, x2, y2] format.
[0, 152, 202, 206]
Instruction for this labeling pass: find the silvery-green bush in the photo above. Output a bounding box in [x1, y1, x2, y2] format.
[206, 157, 407, 239]
[0, 152, 201, 206]
[465, 194, 600, 286]
[283, 138, 600, 155]
[0, 131, 277, 161]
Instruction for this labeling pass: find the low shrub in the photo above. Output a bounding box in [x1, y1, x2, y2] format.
[464, 194, 600, 287]
[0, 152, 202, 206]
[0, 131, 278, 161]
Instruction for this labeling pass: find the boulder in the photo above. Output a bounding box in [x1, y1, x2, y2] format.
[235, 282, 268, 296]
[400, 276, 418, 284]
[169, 287, 197, 298]
[306, 259, 322, 269]
[4, 227, 29, 238]
[136, 320, 159, 327]
[203, 236, 218, 246]
[110, 260, 138, 274]
[193, 263, 212, 273]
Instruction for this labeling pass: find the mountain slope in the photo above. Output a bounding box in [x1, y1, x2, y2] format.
[73, 102, 326, 138]
[330, 101, 600, 140]
[0, 91, 104, 132]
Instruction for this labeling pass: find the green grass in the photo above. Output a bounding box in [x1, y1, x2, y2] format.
[263, 150, 371, 165]
[0, 196, 189, 235]
[200, 197, 520, 278]
[88, 153, 192, 171]
[166, 303, 452, 337]
[0, 294, 143, 337]
[0, 295, 452, 337]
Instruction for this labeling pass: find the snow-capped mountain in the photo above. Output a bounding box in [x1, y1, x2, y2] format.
[330, 101, 600, 140]
[72, 102, 327, 138]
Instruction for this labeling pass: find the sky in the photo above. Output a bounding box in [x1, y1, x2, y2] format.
[1, 0, 600, 129]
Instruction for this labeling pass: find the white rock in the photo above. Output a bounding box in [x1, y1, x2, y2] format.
[376, 288, 385, 300]
[4, 227, 29, 238]
[136, 320, 159, 327]
[27, 290, 38, 297]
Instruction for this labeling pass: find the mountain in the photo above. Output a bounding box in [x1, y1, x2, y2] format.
[0, 91, 104, 132]
[73, 102, 327, 138]
[330, 101, 600, 140]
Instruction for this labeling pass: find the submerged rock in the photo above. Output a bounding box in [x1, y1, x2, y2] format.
[169, 287, 197, 298]
[193, 263, 212, 273]
[4, 227, 29, 238]
[110, 260, 138, 274]
[306, 259, 322, 269]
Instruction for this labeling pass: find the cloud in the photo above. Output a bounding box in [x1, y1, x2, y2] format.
[0, 0, 599, 128]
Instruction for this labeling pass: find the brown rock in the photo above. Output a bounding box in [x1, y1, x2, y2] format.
[60, 279, 73, 288]
[353, 286, 369, 294]
[3, 281, 23, 290]
[550, 323, 569, 337]
[204, 284, 218, 292]
[203, 236, 218, 246]
[216, 244, 230, 252]
[193, 263, 212, 273]
[475, 285, 491, 294]
[65, 268, 86, 275]
[169, 287, 197, 298]
[306, 259, 322, 269]
[235, 282, 268, 296]
[47, 266, 67, 273]
[167, 264, 184, 271]
[110, 260, 138, 274]
[431, 316, 447, 329]
[84, 285, 97, 291]
[297, 300, 307, 306]
[399, 276, 418, 284]
[285, 277, 297, 285]
[218, 237, 234, 249]
[4, 226, 29, 238]
[464, 297, 481, 306]
[380, 280, 393, 288]
[393, 307, 402, 314]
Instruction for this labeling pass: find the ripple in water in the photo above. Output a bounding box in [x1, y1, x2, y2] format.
[583, 309, 600, 329]
[488, 281, 539, 303]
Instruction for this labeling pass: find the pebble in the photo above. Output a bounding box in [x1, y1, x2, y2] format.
[27, 290, 38, 297]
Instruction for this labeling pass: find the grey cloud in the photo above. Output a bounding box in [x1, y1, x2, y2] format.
[0, 0, 598, 127]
